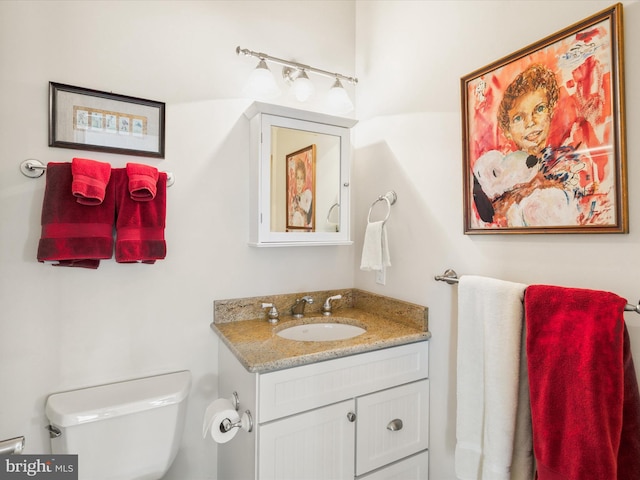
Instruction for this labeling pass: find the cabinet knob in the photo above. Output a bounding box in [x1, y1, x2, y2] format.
[346, 412, 356, 422]
[387, 419, 403, 431]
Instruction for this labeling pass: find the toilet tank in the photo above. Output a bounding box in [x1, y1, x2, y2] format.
[45, 370, 191, 480]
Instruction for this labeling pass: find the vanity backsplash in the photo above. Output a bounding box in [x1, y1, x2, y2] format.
[213, 288, 428, 331]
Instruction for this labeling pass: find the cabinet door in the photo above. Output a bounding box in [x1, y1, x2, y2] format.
[246, 101, 357, 247]
[259, 399, 355, 480]
[356, 380, 429, 476]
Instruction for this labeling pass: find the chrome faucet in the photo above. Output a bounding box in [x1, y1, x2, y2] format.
[291, 296, 314, 318]
[321, 294, 342, 316]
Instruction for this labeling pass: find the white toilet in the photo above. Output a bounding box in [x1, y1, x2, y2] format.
[45, 370, 191, 480]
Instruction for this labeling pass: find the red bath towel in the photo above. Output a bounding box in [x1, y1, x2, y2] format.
[71, 157, 112, 205]
[525, 285, 640, 480]
[37, 162, 114, 268]
[113, 168, 166, 263]
[126, 162, 159, 201]
[617, 323, 640, 480]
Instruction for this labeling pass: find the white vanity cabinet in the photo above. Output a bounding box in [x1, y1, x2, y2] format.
[244, 102, 357, 247]
[218, 341, 429, 480]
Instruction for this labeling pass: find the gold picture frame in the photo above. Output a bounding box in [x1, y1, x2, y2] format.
[461, 4, 627, 234]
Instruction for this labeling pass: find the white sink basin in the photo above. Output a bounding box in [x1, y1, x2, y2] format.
[277, 321, 366, 342]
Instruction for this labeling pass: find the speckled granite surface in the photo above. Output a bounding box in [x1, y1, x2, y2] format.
[211, 289, 430, 373]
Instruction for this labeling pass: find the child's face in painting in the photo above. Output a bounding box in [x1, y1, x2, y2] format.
[505, 88, 552, 156]
[295, 167, 305, 194]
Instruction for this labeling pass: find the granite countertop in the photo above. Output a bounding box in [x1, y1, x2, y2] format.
[211, 289, 430, 373]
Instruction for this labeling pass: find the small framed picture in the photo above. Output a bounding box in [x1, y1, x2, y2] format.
[461, 4, 627, 234]
[49, 82, 165, 158]
[286, 144, 316, 232]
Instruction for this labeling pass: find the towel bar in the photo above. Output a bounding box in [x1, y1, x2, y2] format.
[19, 159, 175, 187]
[0, 436, 24, 455]
[434, 268, 640, 314]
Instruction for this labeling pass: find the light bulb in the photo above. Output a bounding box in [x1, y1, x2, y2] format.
[244, 59, 281, 99]
[292, 70, 314, 102]
[327, 78, 353, 114]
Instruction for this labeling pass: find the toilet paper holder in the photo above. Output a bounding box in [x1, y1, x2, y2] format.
[203, 391, 254, 441]
[221, 391, 253, 433]
[220, 410, 253, 433]
[229, 391, 239, 410]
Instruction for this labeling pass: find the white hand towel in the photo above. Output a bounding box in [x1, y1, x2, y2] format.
[455, 275, 532, 480]
[359, 221, 390, 271]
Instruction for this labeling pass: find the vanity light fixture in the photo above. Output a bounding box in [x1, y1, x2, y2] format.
[236, 46, 357, 113]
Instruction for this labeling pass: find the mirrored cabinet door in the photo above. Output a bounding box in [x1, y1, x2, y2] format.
[246, 103, 357, 247]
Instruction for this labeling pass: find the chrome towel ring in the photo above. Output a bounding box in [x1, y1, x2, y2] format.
[367, 191, 397, 224]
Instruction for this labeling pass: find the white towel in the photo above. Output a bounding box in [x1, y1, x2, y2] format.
[510, 328, 534, 480]
[455, 275, 532, 480]
[359, 221, 390, 271]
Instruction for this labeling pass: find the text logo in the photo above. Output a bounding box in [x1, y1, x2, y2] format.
[0, 456, 77, 479]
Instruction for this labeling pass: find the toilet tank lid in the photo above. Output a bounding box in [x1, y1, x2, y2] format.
[45, 370, 191, 427]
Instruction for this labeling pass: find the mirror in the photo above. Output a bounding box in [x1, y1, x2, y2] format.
[245, 103, 357, 247]
[270, 126, 341, 233]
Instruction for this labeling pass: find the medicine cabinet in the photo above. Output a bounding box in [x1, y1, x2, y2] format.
[245, 102, 357, 247]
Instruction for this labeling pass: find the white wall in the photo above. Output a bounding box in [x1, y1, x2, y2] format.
[354, 1, 640, 478]
[0, 2, 355, 479]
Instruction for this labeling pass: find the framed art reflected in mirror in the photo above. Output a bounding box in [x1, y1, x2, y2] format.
[286, 144, 316, 232]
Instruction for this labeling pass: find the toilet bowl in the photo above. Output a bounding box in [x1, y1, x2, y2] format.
[45, 370, 191, 480]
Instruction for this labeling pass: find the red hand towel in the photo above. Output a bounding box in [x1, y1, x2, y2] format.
[114, 168, 166, 263]
[71, 157, 112, 205]
[525, 285, 640, 480]
[126, 162, 159, 201]
[37, 163, 114, 268]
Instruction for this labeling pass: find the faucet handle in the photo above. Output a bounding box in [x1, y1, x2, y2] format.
[321, 294, 343, 315]
[261, 303, 279, 324]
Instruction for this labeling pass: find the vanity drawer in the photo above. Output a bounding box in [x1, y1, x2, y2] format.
[357, 450, 428, 480]
[356, 379, 429, 475]
[258, 342, 428, 422]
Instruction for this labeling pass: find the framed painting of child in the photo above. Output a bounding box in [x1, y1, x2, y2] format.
[461, 3, 627, 234]
[286, 144, 316, 232]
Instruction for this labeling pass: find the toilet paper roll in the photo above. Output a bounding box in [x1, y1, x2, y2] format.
[202, 398, 240, 444]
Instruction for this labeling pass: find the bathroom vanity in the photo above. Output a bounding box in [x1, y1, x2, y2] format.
[212, 289, 430, 479]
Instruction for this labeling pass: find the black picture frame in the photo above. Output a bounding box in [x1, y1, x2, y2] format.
[49, 82, 165, 158]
